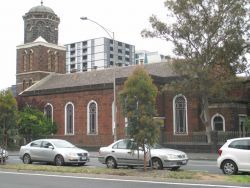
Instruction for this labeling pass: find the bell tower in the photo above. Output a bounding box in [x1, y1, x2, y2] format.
[16, 2, 65, 94]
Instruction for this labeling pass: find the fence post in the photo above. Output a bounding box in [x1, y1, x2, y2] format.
[211, 131, 218, 153]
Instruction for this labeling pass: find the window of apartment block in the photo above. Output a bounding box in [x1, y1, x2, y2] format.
[82, 41, 87, 46]
[82, 55, 87, 60]
[118, 49, 122, 54]
[82, 48, 87, 53]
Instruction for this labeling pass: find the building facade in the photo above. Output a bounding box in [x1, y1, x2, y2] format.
[65, 38, 135, 73]
[17, 3, 250, 150]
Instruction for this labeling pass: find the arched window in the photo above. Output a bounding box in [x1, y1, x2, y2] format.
[87, 100, 98, 135]
[211, 114, 225, 131]
[65, 102, 74, 135]
[173, 95, 188, 134]
[44, 103, 53, 122]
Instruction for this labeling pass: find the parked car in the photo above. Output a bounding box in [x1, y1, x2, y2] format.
[217, 137, 250, 175]
[98, 139, 188, 170]
[0, 147, 8, 163]
[19, 139, 89, 166]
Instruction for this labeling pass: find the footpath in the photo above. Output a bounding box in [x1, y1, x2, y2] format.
[8, 150, 218, 160]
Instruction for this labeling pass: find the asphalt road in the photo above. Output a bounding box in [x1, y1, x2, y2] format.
[8, 155, 222, 174]
[0, 171, 248, 188]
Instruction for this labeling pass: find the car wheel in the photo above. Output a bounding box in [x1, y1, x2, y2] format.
[23, 154, 32, 164]
[106, 157, 117, 169]
[151, 158, 163, 170]
[222, 160, 238, 175]
[54, 155, 64, 166]
[170, 166, 180, 171]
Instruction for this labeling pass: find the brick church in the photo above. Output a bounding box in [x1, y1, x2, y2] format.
[16, 3, 250, 147]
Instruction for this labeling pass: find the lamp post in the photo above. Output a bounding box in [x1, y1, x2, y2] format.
[80, 17, 117, 142]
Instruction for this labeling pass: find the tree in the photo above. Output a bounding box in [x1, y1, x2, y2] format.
[18, 106, 57, 143]
[142, 0, 250, 143]
[0, 90, 18, 147]
[119, 66, 159, 170]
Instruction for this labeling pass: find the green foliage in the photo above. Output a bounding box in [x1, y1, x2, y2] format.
[142, 0, 250, 136]
[18, 106, 57, 142]
[0, 90, 18, 147]
[119, 66, 160, 148]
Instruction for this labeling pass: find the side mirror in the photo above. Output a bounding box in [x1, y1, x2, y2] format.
[48, 145, 54, 149]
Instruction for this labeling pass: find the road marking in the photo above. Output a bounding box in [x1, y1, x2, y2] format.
[0, 171, 248, 188]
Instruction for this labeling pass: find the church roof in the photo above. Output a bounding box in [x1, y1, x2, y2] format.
[20, 62, 178, 96]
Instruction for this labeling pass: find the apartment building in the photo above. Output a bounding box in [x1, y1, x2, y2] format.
[65, 37, 135, 73]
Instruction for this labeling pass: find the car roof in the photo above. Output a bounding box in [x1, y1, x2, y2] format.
[31, 139, 67, 142]
[227, 137, 250, 142]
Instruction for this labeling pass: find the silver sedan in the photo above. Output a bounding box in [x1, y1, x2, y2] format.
[19, 139, 89, 166]
[98, 139, 188, 170]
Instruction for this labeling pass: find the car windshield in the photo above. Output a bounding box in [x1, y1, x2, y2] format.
[151, 143, 164, 149]
[52, 140, 75, 148]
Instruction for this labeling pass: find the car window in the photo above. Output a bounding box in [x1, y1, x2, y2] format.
[41, 141, 53, 148]
[113, 140, 137, 149]
[30, 140, 42, 147]
[52, 140, 75, 148]
[229, 139, 250, 150]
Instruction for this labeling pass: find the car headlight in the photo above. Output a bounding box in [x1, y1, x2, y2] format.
[165, 154, 178, 160]
[67, 153, 78, 158]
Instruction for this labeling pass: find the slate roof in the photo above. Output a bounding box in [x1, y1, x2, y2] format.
[20, 62, 178, 96]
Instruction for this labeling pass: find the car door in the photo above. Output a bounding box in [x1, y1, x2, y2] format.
[112, 140, 143, 166]
[38, 141, 56, 162]
[29, 140, 43, 161]
[229, 139, 250, 171]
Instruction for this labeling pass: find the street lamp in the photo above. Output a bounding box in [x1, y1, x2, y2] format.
[80, 17, 117, 142]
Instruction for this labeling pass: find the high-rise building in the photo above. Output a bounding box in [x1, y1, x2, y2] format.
[65, 37, 135, 73]
[135, 50, 170, 65]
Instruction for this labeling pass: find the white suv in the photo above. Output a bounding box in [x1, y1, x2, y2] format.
[217, 137, 250, 175]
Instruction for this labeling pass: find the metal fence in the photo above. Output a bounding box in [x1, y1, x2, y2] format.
[162, 131, 250, 145]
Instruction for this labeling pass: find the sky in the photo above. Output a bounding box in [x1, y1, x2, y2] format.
[0, 0, 174, 90]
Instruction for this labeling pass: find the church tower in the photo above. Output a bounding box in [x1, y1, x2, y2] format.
[16, 1, 65, 94]
[23, 1, 60, 44]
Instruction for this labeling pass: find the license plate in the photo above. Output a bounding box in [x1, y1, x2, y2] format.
[80, 157, 86, 161]
[182, 160, 187, 164]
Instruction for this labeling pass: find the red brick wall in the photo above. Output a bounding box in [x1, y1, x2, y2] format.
[22, 87, 123, 146]
[20, 82, 249, 146]
[16, 45, 65, 94]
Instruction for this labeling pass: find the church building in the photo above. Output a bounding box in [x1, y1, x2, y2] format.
[17, 3, 250, 149]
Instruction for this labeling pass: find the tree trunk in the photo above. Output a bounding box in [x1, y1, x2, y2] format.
[200, 95, 212, 143]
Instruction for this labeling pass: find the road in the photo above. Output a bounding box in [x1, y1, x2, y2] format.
[0, 171, 248, 188]
[7, 155, 222, 174]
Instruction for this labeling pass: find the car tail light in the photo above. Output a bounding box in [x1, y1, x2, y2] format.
[218, 149, 222, 156]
